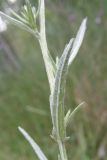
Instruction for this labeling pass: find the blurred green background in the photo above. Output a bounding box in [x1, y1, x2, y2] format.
[0, 0, 107, 159]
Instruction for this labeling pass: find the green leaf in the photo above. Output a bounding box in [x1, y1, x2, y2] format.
[64, 102, 85, 128]
[10, 9, 28, 24]
[24, 0, 37, 29]
[64, 109, 71, 128]
[18, 127, 48, 160]
[50, 38, 74, 139]
[0, 11, 35, 35]
[68, 18, 87, 65]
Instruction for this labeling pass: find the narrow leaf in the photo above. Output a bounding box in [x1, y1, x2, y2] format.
[18, 127, 48, 160]
[10, 9, 28, 24]
[25, 0, 37, 29]
[50, 39, 74, 139]
[65, 102, 85, 128]
[64, 109, 71, 128]
[68, 18, 87, 65]
[0, 11, 35, 35]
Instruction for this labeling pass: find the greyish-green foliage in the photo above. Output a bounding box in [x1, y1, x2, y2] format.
[0, 0, 87, 159]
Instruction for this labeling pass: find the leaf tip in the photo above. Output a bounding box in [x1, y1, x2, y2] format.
[18, 126, 24, 134]
[83, 17, 87, 29]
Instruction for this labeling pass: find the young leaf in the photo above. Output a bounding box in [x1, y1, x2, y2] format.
[18, 127, 48, 160]
[10, 9, 28, 24]
[0, 11, 36, 35]
[68, 18, 87, 65]
[64, 109, 71, 128]
[24, 0, 37, 29]
[64, 102, 85, 128]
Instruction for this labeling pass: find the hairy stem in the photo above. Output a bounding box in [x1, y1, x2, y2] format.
[58, 139, 68, 160]
[39, 0, 55, 92]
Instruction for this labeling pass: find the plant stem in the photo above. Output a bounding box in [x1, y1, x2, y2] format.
[38, 38, 54, 92]
[58, 139, 68, 160]
[38, 0, 55, 92]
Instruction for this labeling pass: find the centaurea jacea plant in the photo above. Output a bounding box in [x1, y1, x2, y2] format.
[0, 0, 87, 159]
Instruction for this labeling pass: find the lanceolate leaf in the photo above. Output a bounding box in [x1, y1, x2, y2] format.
[50, 39, 74, 139]
[18, 127, 48, 160]
[68, 18, 87, 65]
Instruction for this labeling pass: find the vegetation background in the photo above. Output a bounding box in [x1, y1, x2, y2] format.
[0, 0, 107, 159]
